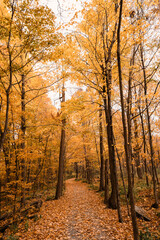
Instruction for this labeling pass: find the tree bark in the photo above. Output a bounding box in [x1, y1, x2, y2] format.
[104, 158, 109, 205]
[103, 83, 122, 221]
[99, 107, 105, 191]
[20, 74, 26, 207]
[133, 85, 143, 179]
[115, 142, 130, 216]
[75, 162, 79, 179]
[100, 6, 119, 210]
[138, 93, 149, 186]
[117, 0, 139, 238]
[140, 44, 158, 208]
[83, 141, 92, 184]
[0, 4, 14, 150]
[103, 93, 117, 209]
[55, 85, 66, 199]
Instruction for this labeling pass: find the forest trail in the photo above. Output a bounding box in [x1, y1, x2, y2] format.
[17, 179, 133, 240]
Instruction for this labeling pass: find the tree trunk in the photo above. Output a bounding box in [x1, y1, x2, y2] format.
[99, 107, 104, 191]
[0, 7, 14, 150]
[117, 0, 139, 238]
[3, 139, 11, 183]
[92, 126, 100, 165]
[133, 116, 143, 179]
[0, 89, 11, 151]
[104, 158, 109, 205]
[0, 93, 2, 151]
[100, 7, 119, 210]
[75, 162, 79, 179]
[115, 143, 130, 216]
[83, 141, 92, 184]
[13, 147, 19, 217]
[103, 75, 122, 221]
[127, 52, 134, 194]
[0, 178, 1, 218]
[140, 44, 158, 208]
[133, 85, 143, 179]
[138, 94, 149, 186]
[55, 85, 66, 199]
[20, 74, 26, 207]
[103, 94, 117, 209]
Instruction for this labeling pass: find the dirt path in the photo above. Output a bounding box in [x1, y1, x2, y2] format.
[65, 179, 109, 239]
[15, 179, 133, 240]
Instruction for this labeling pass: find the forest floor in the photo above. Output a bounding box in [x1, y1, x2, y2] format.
[4, 178, 160, 240]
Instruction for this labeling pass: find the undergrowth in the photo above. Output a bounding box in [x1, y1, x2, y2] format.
[140, 227, 159, 240]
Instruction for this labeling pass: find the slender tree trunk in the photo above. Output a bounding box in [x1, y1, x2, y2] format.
[83, 140, 92, 184]
[0, 88, 11, 151]
[138, 94, 149, 186]
[75, 162, 79, 179]
[0, 93, 2, 151]
[101, 7, 119, 210]
[55, 85, 66, 199]
[117, 0, 139, 238]
[133, 85, 143, 179]
[107, 64, 122, 221]
[133, 115, 143, 179]
[82, 164, 86, 179]
[92, 126, 100, 164]
[0, 6, 14, 150]
[103, 93, 117, 208]
[127, 53, 134, 193]
[104, 158, 109, 205]
[115, 143, 130, 216]
[103, 75, 122, 221]
[0, 178, 1, 218]
[140, 44, 158, 208]
[20, 74, 26, 207]
[3, 139, 11, 183]
[13, 148, 19, 217]
[0, 94, 2, 217]
[99, 107, 104, 191]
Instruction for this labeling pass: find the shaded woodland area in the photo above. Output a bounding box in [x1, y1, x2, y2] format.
[0, 0, 160, 239]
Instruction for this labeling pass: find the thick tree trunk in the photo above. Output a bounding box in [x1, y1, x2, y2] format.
[55, 86, 66, 199]
[117, 0, 139, 238]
